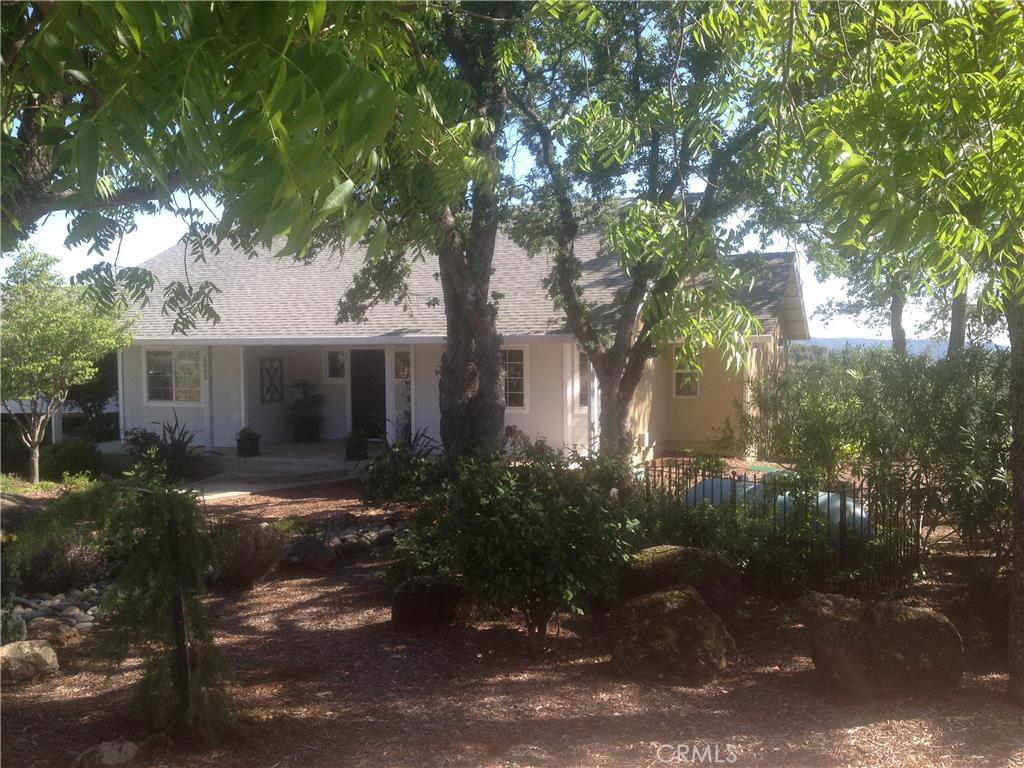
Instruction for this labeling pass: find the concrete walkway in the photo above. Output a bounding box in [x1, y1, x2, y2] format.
[190, 471, 361, 502]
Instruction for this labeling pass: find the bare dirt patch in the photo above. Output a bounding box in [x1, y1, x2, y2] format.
[3, 483, 1021, 768]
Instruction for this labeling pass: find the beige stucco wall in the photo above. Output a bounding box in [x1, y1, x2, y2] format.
[641, 345, 745, 456]
[629, 327, 785, 458]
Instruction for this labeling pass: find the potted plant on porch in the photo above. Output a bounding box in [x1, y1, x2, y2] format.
[344, 429, 369, 461]
[235, 426, 261, 457]
[289, 380, 324, 443]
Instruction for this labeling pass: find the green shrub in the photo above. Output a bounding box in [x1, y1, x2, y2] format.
[724, 346, 1011, 577]
[11, 472, 231, 739]
[389, 447, 640, 653]
[389, 492, 459, 586]
[452, 447, 638, 653]
[1, 609, 26, 644]
[124, 411, 203, 483]
[210, 521, 287, 590]
[17, 534, 108, 595]
[363, 427, 446, 506]
[39, 438, 102, 481]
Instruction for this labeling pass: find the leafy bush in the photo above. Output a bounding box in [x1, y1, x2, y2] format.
[363, 426, 446, 505]
[396, 446, 639, 654]
[124, 411, 203, 483]
[210, 521, 287, 590]
[389, 493, 459, 586]
[39, 438, 102, 481]
[630, 478, 853, 596]
[1, 608, 26, 644]
[11, 471, 231, 739]
[16, 535, 109, 595]
[723, 347, 1011, 572]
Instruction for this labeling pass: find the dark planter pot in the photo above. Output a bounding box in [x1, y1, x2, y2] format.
[345, 442, 368, 461]
[236, 436, 260, 458]
[294, 421, 320, 443]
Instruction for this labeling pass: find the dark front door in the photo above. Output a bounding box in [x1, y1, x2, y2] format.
[349, 349, 386, 439]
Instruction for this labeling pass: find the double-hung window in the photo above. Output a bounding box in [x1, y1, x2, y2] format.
[146, 349, 201, 403]
[577, 350, 591, 409]
[500, 348, 527, 410]
[672, 346, 700, 398]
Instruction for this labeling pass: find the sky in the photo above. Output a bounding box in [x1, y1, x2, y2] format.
[25, 205, 939, 343]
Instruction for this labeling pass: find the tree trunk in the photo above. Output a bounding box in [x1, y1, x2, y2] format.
[435, 12, 514, 475]
[596, 372, 630, 455]
[28, 443, 40, 484]
[436, 213, 505, 474]
[1006, 299, 1024, 706]
[948, 290, 968, 356]
[890, 291, 907, 354]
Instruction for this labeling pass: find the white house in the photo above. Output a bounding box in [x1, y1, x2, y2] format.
[117, 231, 807, 459]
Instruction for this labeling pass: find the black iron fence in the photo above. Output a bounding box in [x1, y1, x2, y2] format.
[641, 457, 922, 592]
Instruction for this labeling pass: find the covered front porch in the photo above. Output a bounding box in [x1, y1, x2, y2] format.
[118, 340, 425, 452]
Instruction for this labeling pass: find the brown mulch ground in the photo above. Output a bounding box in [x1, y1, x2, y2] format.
[3, 482, 1023, 768]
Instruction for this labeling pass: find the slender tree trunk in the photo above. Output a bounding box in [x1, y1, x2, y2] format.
[16, 415, 47, 484]
[948, 290, 968, 356]
[890, 291, 907, 354]
[1006, 299, 1024, 705]
[28, 443, 40, 484]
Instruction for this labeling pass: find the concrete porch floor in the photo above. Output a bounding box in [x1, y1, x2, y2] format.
[99, 438, 369, 501]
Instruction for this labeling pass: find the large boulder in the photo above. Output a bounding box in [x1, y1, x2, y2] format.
[619, 545, 742, 622]
[1, 639, 59, 682]
[391, 576, 464, 630]
[799, 591, 964, 697]
[609, 587, 734, 684]
[282, 535, 338, 572]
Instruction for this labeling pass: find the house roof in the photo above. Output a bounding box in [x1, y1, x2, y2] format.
[130, 232, 809, 343]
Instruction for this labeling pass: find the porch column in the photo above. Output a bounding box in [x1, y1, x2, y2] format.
[239, 345, 248, 429]
[204, 346, 214, 449]
[562, 343, 573, 451]
[116, 348, 126, 442]
[384, 345, 395, 444]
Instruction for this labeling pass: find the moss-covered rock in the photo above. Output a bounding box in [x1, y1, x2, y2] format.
[609, 587, 734, 684]
[619, 545, 742, 622]
[799, 591, 964, 697]
[391, 575, 464, 630]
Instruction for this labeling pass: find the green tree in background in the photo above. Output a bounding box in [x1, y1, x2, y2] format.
[0, 247, 130, 482]
[779, 0, 1024, 704]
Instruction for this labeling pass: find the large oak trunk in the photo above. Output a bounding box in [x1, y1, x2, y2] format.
[1006, 299, 1024, 705]
[435, 11, 514, 475]
[437, 219, 505, 474]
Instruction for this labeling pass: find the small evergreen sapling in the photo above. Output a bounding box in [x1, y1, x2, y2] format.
[12, 466, 231, 739]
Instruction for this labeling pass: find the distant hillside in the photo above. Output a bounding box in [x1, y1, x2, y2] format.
[795, 337, 1006, 356]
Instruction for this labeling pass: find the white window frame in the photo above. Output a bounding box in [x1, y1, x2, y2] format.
[501, 346, 529, 413]
[142, 347, 204, 406]
[672, 345, 700, 399]
[575, 348, 591, 413]
[323, 348, 348, 384]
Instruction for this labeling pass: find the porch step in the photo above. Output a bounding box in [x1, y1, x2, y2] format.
[216, 455, 354, 483]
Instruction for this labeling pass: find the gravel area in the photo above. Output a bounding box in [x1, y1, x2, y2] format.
[2, 482, 1022, 768]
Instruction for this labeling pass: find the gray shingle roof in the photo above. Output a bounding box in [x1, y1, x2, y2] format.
[131, 232, 807, 341]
